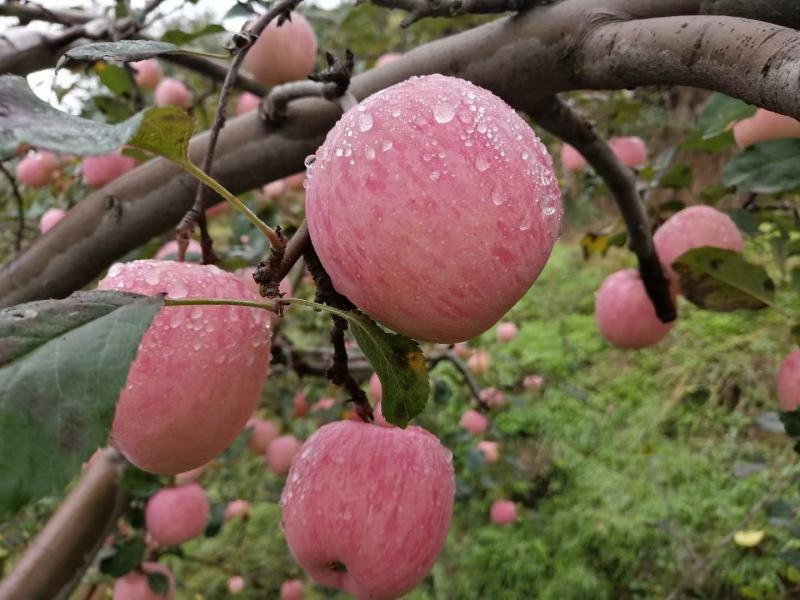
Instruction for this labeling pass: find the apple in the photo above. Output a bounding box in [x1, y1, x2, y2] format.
[608, 136, 647, 168]
[460, 409, 488, 435]
[490, 500, 517, 525]
[236, 92, 262, 116]
[452, 342, 471, 359]
[281, 579, 305, 600]
[244, 12, 318, 86]
[294, 391, 310, 417]
[225, 499, 252, 521]
[154, 78, 192, 108]
[304, 74, 562, 343]
[479, 387, 505, 408]
[477, 440, 500, 463]
[263, 179, 288, 198]
[247, 417, 280, 454]
[97, 260, 272, 474]
[145, 483, 210, 546]
[560, 144, 587, 172]
[653, 205, 745, 282]
[266, 434, 302, 475]
[375, 52, 401, 68]
[595, 269, 675, 349]
[284, 172, 306, 191]
[154, 239, 202, 262]
[82, 152, 137, 188]
[369, 373, 382, 403]
[523, 374, 544, 391]
[131, 59, 162, 90]
[281, 420, 454, 600]
[312, 397, 337, 412]
[175, 464, 207, 485]
[112, 562, 175, 600]
[467, 350, 491, 377]
[227, 576, 246, 594]
[39, 207, 66, 234]
[496, 321, 519, 342]
[778, 349, 800, 412]
[16, 151, 58, 188]
[733, 108, 800, 149]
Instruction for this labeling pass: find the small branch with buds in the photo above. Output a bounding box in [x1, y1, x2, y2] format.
[366, 0, 559, 26]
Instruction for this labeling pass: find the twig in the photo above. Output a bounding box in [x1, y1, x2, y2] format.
[276, 221, 311, 282]
[0, 162, 25, 252]
[366, 0, 559, 26]
[142, 0, 169, 17]
[429, 350, 485, 406]
[527, 96, 676, 323]
[0, 0, 94, 25]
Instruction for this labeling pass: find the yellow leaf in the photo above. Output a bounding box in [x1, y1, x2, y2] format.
[733, 530, 764, 547]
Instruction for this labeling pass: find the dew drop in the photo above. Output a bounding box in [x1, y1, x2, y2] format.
[357, 112, 374, 132]
[381, 140, 393, 152]
[304, 154, 316, 169]
[475, 157, 490, 172]
[430, 171, 440, 181]
[433, 103, 455, 124]
[491, 184, 507, 206]
[519, 208, 532, 231]
[166, 280, 188, 299]
[543, 206, 557, 216]
[108, 263, 123, 277]
[144, 270, 160, 286]
[365, 145, 375, 160]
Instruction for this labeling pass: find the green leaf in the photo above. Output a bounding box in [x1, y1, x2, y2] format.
[128, 106, 194, 164]
[119, 466, 162, 498]
[147, 572, 171, 596]
[96, 63, 133, 96]
[656, 164, 693, 189]
[672, 247, 775, 312]
[727, 209, 759, 236]
[98, 538, 146, 577]
[345, 311, 429, 427]
[0, 291, 162, 517]
[697, 94, 756, 139]
[161, 24, 226, 45]
[61, 40, 180, 65]
[724, 139, 800, 194]
[780, 549, 800, 569]
[204, 503, 226, 538]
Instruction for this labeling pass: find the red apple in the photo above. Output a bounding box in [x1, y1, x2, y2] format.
[778, 349, 800, 412]
[479, 387, 505, 408]
[112, 562, 175, 600]
[460, 409, 488, 435]
[375, 52, 401, 68]
[523, 374, 544, 391]
[244, 13, 317, 86]
[477, 440, 500, 463]
[733, 108, 800, 149]
[608, 136, 647, 168]
[467, 350, 491, 376]
[16, 151, 58, 188]
[236, 92, 262, 116]
[154, 78, 192, 108]
[490, 500, 517, 525]
[227, 576, 246, 594]
[39, 207, 66, 234]
[154, 239, 202, 262]
[225, 499, 252, 521]
[266, 434, 301, 475]
[368, 372, 382, 403]
[496, 321, 519, 342]
[280, 579, 305, 600]
[560, 144, 587, 172]
[294, 391, 310, 417]
[247, 417, 280, 454]
[131, 59, 162, 90]
[281, 420, 454, 600]
[145, 483, 210, 546]
[305, 74, 562, 343]
[82, 152, 137, 188]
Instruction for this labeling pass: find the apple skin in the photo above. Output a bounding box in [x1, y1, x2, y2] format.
[154, 78, 193, 108]
[247, 417, 280, 454]
[244, 12, 318, 86]
[375, 52, 401, 68]
[225, 499, 252, 521]
[266, 434, 302, 475]
[369, 372, 382, 403]
[227, 576, 246, 594]
[294, 391, 310, 417]
[154, 239, 202, 262]
[733, 108, 800, 149]
[305, 74, 562, 343]
[39, 207, 66, 234]
[608, 136, 647, 168]
[16, 151, 58, 188]
[460, 409, 489, 435]
[479, 387, 505, 408]
[467, 350, 491, 377]
[97, 260, 272, 474]
[595, 269, 674, 349]
[280, 579, 305, 600]
[477, 440, 500, 463]
[263, 179, 288, 198]
[490, 500, 517, 525]
[131, 59, 162, 90]
[112, 561, 175, 600]
[653, 205, 745, 283]
[236, 92, 262, 115]
[145, 483, 210, 546]
[778, 349, 800, 412]
[281, 420, 455, 600]
[560, 144, 587, 172]
[523, 374, 544, 391]
[496, 322, 519, 342]
[82, 152, 138, 188]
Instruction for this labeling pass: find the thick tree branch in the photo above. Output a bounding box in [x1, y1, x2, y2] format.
[368, 0, 557, 26]
[0, 162, 25, 253]
[0, 448, 128, 600]
[528, 96, 676, 322]
[0, 0, 95, 25]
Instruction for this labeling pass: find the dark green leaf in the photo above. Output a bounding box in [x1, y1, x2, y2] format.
[0, 291, 162, 517]
[345, 311, 429, 428]
[129, 106, 194, 163]
[96, 64, 133, 95]
[120, 466, 162, 498]
[781, 549, 800, 568]
[779, 411, 800, 455]
[98, 538, 146, 577]
[723, 139, 800, 194]
[61, 40, 180, 65]
[204, 503, 226, 538]
[147, 572, 171, 596]
[161, 24, 226, 45]
[657, 164, 693, 189]
[697, 94, 755, 139]
[680, 129, 735, 152]
[727, 209, 759, 236]
[793, 324, 800, 346]
[672, 247, 775, 311]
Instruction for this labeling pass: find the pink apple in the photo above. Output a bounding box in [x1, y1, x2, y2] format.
[778, 349, 800, 412]
[477, 440, 500, 463]
[560, 144, 587, 172]
[496, 322, 519, 342]
[490, 500, 517, 525]
[247, 417, 280, 454]
[244, 12, 318, 86]
[82, 152, 137, 188]
[227, 576, 246, 594]
[225, 499, 252, 521]
[375, 52, 401, 68]
[608, 136, 647, 168]
[39, 207, 66, 234]
[467, 350, 491, 377]
[97, 260, 272, 474]
[154, 239, 202, 262]
[281, 420, 454, 600]
[460, 409, 488, 435]
[154, 78, 192, 108]
[236, 92, 262, 116]
[733, 108, 800, 149]
[284, 172, 306, 191]
[595, 269, 674, 349]
[131, 59, 162, 90]
[369, 372, 382, 403]
[175, 464, 207, 485]
[312, 397, 336, 412]
[305, 74, 562, 343]
[653, 205, 745, 282]
[280, 579, 305, 600]
[479, 387, 505, 408]
[452, 342, 471, 359]
[263, 179, 288, 198]
[371, 400, 391, 427]
[294, 391, 310, 417]
[16, 151, 58, 188]
[266, 434, 301, 475]
[112, 561, 175, 600]
[145, 483, 210, 546]
[523, 374, 544, 391]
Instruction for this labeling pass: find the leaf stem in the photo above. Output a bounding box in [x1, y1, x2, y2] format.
[164, 297, 279, 313]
